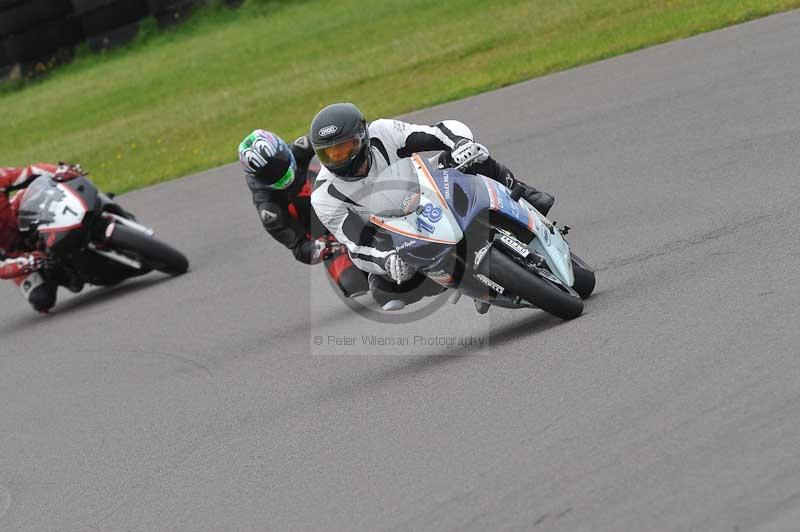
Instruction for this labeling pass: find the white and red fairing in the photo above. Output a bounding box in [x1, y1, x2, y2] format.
[38, 183, 88, 234]
[17, 178, 89, 250]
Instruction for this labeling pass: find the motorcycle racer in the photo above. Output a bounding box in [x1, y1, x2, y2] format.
[309, 103, 555, 310]
[238, 129, 368, 297]
[0, 163, 62, 312]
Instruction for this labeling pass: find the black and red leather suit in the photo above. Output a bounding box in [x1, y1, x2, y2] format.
[0, 163, 60, 311]
[245, 136, 368, 297]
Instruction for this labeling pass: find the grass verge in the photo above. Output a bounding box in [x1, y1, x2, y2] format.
[2, 0, 799, 193]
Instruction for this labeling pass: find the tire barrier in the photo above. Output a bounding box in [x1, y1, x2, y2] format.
[1, 0, 243, 82]
[4, 16, 82, 63]
[0, 1, 16, 76]
[0, 0, 82, 79]
[0, 0, 73, 37]
[0, 37, 10, 65]
[1, 38, 11, 78]
[147, 0, 200, 28]
[72, 0, 148, 52]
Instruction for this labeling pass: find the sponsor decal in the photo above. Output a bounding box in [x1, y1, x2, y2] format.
[401, 191, 419, 214]
[474, 243, 490, 268]
[261, 209, 278, 223]
[421, 203, 443, 222]
[318, 125, 338, 137]
[482, 176, 498, 210]
[476, 274, 504, 294]
[396, 240, 415, 250]
[416, 203, 443, 233]
[428, 270, 455, 284]
[417, 217, 435, 234]
[540, 226, 551, 245]
[442, 170, 450, 199]
[527, 210, 537, 232]
[294, 136, 309, 148]
[486, 184, 504, 210]
[499, 234, 530, 258]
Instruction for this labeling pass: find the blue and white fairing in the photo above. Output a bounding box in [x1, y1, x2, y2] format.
[365, 154, 573, 291]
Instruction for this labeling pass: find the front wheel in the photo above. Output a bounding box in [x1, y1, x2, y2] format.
[107, 224, 189, 275]
[571, 252, 596, 299]
[482, 247, 583, 320]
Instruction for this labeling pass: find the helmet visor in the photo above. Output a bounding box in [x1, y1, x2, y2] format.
[270, 166, 295, 190]
[316, 138, 360, 166]
[251, 153, 294, 187]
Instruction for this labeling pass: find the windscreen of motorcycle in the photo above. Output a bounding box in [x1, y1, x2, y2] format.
[17, 177, 86, 233]
[366, 158, 421, 217]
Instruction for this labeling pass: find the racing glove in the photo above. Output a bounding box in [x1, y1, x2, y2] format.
[321, 234, 346, 260]
[296, 238, 326, 265]
[53, 162, 86, 182]
[300, 237, 346, 265]
[384, 251, 415, 284]
[450, 139, 490, 167]
[0, 252, 46, 279]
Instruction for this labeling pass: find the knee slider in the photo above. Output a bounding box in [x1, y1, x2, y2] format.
[28, 284, 56, 312]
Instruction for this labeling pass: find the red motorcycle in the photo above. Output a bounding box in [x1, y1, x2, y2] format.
[17, 171, 188, 289]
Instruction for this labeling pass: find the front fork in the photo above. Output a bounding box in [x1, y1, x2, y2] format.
[87, 212, 155, 270]
[101, 212, 154, 238]
[475, 229, 578, 301]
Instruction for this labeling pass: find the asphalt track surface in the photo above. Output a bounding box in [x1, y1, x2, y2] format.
[3, 11, 800, 532]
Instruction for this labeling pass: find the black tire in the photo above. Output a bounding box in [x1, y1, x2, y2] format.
[70, 0, 115, 14]
[482, 247, 583, 320]
[79, 0, 147, 37]
[147, 0, 198, 27]
[147, 0, 195, 12]
[570, 252, 596, 299]
[0, 1, 24, 10]
[4, 16, 82, 63]
[0, 0, 72, 37]
[86, 20, 140, 52]
[0, 38, 11, 67]
[107, 224, 189, 276]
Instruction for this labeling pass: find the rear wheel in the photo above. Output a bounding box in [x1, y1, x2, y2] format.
[482, 247, 583, 320]
[107, 224, 189, 275]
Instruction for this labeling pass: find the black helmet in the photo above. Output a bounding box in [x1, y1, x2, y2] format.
[309, 103, 370, 180]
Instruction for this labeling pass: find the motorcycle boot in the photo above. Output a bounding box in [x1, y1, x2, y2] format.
[512, 182, 555, 216]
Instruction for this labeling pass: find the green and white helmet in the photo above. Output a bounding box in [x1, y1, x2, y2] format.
[238, 129, 297, 190]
